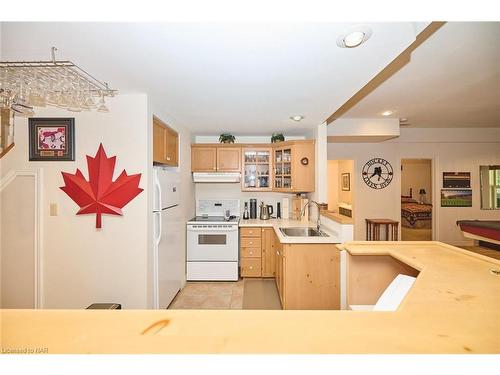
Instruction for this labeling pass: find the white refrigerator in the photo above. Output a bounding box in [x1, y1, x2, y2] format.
[153, 167, 184, 309]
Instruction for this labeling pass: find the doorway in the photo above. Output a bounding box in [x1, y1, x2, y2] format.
[401, 159, 433, 241]
[327, 159, 354, 218]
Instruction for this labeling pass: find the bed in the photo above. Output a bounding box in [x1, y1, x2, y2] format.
[456, 220, 500, 246]
[401, 188, 432, 229]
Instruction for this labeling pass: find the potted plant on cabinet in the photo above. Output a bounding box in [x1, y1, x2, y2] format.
[219, 133, 236, 143]
[271, 133, 285, 143]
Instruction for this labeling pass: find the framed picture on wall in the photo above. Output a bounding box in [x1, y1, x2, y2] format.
[441, 189, 472, 207]
[443, 172, 471, 188]
[341, 173, 350, 191]
[28, 118, 75, 161]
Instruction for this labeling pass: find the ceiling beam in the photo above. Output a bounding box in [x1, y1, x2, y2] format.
[325, 21, 446, 125]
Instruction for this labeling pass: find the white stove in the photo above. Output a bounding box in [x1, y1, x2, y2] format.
[186, 200, 240, 281]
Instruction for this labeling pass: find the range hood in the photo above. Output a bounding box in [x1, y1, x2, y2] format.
[192, 172, 241, 183]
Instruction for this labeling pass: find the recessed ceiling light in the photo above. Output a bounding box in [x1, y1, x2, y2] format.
[337, 26, 372, 48]
[290, 115, 304, 122]
[382, 110, 393, 116]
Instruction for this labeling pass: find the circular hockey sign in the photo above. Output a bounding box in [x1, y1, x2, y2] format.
[362, 158, 394, 189]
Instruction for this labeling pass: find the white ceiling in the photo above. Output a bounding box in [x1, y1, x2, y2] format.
[339, 22, 500, 128]
[1, 22, 424, 134]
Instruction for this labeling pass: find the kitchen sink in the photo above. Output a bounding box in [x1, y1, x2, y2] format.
[279, 227, 329, 237]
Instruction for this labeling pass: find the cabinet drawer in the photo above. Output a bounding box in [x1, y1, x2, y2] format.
[241, 247, 262, 258]
[241, 258, 262, 277]
[240, 227, 261, 237]
[240, 237, 261, 248]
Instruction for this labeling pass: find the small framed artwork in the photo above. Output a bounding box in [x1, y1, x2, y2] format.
[341, 173, 350, 191]
[28, 118, 75, 161]
[443, 172, 471, 188]
[441, 189, 472, 207]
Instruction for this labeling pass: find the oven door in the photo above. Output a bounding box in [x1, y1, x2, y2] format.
[187, 225, 238, 261]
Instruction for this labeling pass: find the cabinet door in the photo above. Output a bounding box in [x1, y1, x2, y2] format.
[153, 120, 166, 164]
[191, 147, 217, 172]
[261, 228, 276, 277]
[291, 142, 315, 192]
[217, 147, 241, 172]
[165, 127, 179, 166]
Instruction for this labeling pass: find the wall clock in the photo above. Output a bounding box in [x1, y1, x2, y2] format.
[362, 158, 394, 189]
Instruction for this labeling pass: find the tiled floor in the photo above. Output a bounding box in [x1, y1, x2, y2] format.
[168, 279, 244, 309]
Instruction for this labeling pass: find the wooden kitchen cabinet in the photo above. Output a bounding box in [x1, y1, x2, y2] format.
[191, 147, 217, 172]
[273, 140, 315, 193]
[261, 228, 276, 277]
[191, 145, 241, 172]
[240, 227, 262, 277]
[240, 226, 276, 278]
[217, 147, 241, 172]
[275, 240, 340, 310]
[153, 116, 178, 166]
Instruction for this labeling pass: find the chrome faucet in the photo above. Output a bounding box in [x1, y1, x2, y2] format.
[301, 200, 321, 231]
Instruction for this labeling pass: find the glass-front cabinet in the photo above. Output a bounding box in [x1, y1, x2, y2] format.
[242, 148, 272, 191]
[274, 147, 292, 190]
[273, 141, 315, 193]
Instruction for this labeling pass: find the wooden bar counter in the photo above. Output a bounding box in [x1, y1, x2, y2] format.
[1, 241, 499, 354]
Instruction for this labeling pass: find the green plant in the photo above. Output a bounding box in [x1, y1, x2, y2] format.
[219, 133, 236, 143]
[271, 133, 285, 143]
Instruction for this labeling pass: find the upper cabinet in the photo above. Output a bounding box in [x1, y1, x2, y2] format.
[217, 147, 241, 172]
[191, 145, 241, 172]
[153, 116, 178, 166]
[242, 148, 272, 191]
[192, 147, 217, 171]
[190, 140, 315, 193]
[273, 140, 315, 193]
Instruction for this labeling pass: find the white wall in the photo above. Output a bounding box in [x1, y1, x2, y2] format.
[195, 183, 292, 218]
[328, 128, 500, 245]
[0, 94, 151, 309]
[194, 135, 305, 143]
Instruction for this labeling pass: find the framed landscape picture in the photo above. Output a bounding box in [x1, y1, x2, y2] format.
[443, 172, 471, 188]
[441, 189, 472, 207]
[28, 118, 75, 161]
[341, 173, 350, 191]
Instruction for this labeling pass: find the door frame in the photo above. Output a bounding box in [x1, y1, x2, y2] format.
[400, 158, 437, 241]
[0, 168, 43, 308]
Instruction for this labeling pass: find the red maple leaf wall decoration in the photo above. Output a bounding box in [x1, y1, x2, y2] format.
[60, 143, 143, 228]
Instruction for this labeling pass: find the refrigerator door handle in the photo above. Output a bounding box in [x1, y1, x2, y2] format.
[154, 169, 162, 212]
[154, 212, 162, 246]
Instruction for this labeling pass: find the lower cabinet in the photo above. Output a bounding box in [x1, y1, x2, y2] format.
[275, 239, 340, 310]
[241, 226, 340, 310]
[240, 227, 276, 278]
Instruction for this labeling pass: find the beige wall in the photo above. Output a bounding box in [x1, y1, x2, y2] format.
[1, 175, 35, 308]
[327, 159, 354, 212]
[401, 159, 432, 202]
[327, 128, 500, 245]
[0, 94, 151, 308]
[338, 160, 354, 206]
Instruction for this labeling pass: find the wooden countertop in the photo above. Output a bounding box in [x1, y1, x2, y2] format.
[2, 241, 499, 353]
[320, 210, 354, 225]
